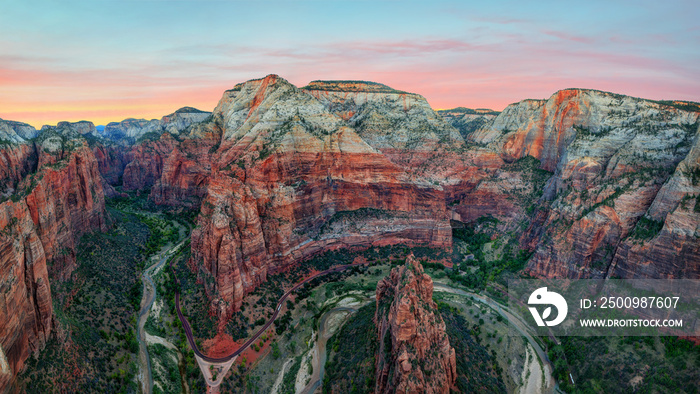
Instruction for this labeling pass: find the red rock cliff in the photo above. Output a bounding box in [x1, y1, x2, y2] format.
[0, 132, 107, 392]
[189, 76, 451, 322]
[374, 254, 456, 394]
[443, 90, 700, 280]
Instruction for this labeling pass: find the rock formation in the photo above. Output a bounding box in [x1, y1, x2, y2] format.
[41, 121, 97, 137]
[2, 75, 699, 391]
[374, 254, 456, 394]
[460, 90, 699, 279]
[97, 106, 211, 142]
[85, 77, 700, 324]
[0, 120, 39, 143]
[436, 107, 500, 141]
[190, 75, 451, 321]
[0, 122, 107, 392]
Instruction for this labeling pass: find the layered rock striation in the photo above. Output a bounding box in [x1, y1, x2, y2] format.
[374, 254, 456, 394]
[436, 107, 500, 141]
[0, 123, 108, 392]
[439, 89, 700, 279]
[4, 75, 699, 391]
[190, 75, 451, 320]
[97, 106, 211, 142]
[86, 77, 700, 324]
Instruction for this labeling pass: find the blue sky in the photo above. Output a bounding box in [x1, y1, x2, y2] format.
[1, 0, 698, 127]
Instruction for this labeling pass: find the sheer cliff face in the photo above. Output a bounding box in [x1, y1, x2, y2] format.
[442, 89, 700, 279]
[374, 254, 456, 394]
[2, 77, 697, 390]
[0, 124, 107, 391]
[90, 78, 699, 322]
[304, 81, 472, 186]
[189, 75, 452, 320]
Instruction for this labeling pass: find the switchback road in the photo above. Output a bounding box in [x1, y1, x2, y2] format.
[169, 261, 367, 363]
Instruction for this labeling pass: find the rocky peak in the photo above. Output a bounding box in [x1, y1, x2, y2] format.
[437, 107, 500, 116]
[57, 120, 96, 135]
[0, 119, 38, 143]
[98, 106, 211, 143]
[374, 254, 456, 394]
[172, 106, 208, 114]
[304, 80, 463, 153]
[159, 107, 211, 135]
[303, 80, 409, 94]
[470, 88, 700, 173]
[438, 107, 500, 140]
[211, 74, 377, 164]
[100, 118, 160, 141]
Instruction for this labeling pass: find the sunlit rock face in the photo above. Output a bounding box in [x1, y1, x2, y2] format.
[456, 89, 700, 279]
[374, 254, 457, 394]
[189, 75, 452, 321]
[3, 75, 698, 392]
[91, 78, 700, 328]
[98, 106, 211, 142]
[0, 126, 108, 392]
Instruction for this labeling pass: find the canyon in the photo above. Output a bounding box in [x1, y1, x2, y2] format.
[1, 75, 699, 392]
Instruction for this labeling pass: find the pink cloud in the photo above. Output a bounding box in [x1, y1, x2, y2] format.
[541, 30, 595, 44]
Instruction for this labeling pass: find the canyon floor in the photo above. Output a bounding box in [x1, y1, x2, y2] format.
[12, 192, 699, 394]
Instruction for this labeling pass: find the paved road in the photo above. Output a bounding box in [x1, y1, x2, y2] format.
[170, 261, 367, 363]
[433, 282, 558, 393]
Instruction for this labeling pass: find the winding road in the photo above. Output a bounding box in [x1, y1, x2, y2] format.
[169, 261, 368, 363]
[169, 259, 561, 392]
[433, 282, 557, 393]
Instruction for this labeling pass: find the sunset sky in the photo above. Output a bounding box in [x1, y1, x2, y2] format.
[1, 0, 698, 128]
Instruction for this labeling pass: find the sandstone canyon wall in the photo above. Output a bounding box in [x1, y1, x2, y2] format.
[374, 254, 457, 394]
[190, 76, 452, 320]
[0, 123, 108, 392]
[452, 90, 700, 279]
[87, 77, 700, 325]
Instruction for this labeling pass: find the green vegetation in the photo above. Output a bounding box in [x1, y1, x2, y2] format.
[580, 186, 626, 218]
[450, 222, 532, 290]
[279, 356, 303, 394]
[135, 131, 162, 144]
[302, 80, 408, 94]
[21, 208, 151, 393]
[317, 208, 407, 236]
[323, 303, 378, 393]
[164, 245, 217, 340]
[137, 214, 180, 254]
[436, 107, 501, 116]
[685, 166, 700, 186]
[630, 216, 665, 240]
[439, 303, 506, 393]
[545, 336, 699, 393]
[574, 124, 613, 138]
[149, 344, 182, 394]
[145, 313, 167, 337]
[496, 156, 554, 214]
[652, 100, 700, 113]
